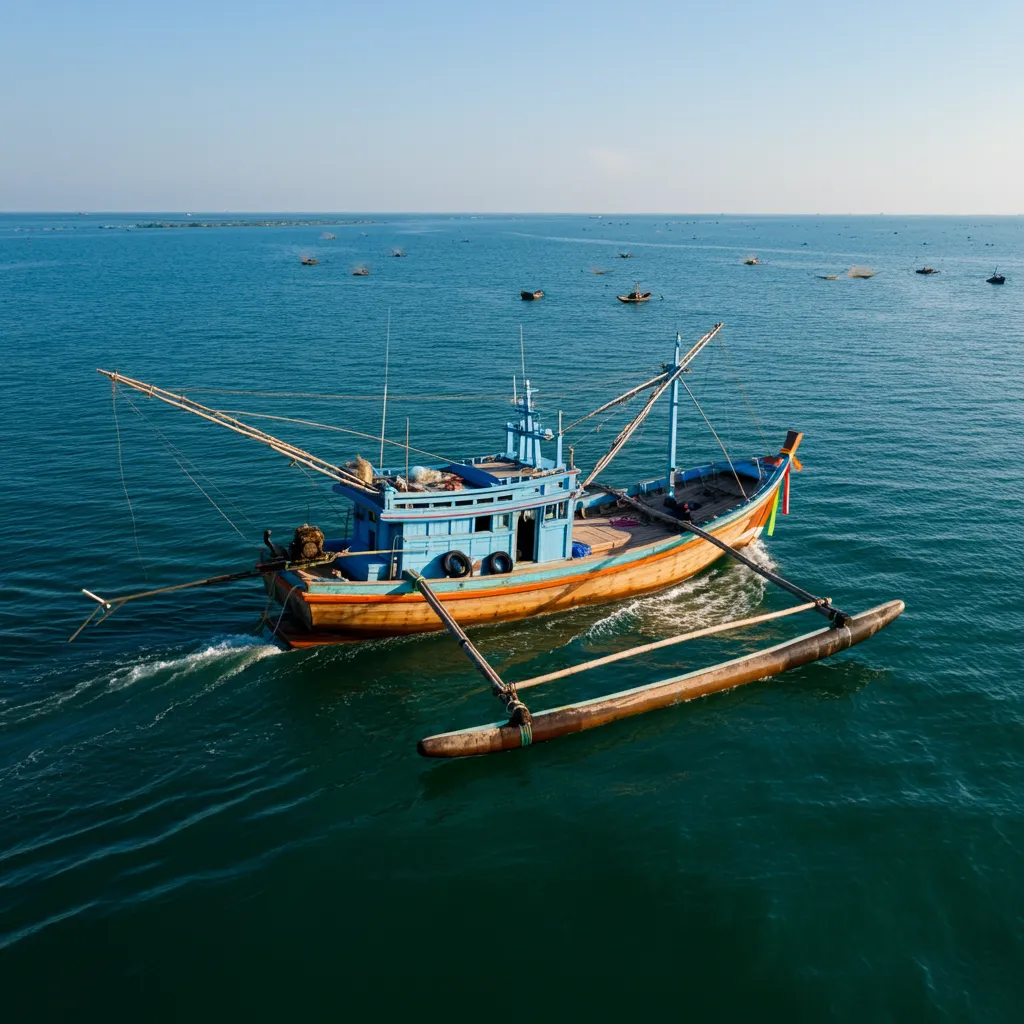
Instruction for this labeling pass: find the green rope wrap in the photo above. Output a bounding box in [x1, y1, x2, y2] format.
[519, 722, 533, 747]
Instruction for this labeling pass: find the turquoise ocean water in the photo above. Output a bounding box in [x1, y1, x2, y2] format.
[1, 213, 1023, 1019]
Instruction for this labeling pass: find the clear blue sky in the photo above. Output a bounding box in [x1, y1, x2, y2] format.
[2, 0, 1022, 213]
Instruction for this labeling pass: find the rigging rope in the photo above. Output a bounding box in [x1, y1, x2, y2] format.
[295, 461, 351, 521]
[217, 409, 455, 465]
[111, 382, 147, 578]
[123, 394, 250, 542]
[679, 380, 747, 498]
[718, 338, 771, 454]
[561, 366, 668, 434]
[121, 394, 258, 529]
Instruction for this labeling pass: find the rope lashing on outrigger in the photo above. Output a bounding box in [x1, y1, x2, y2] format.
[596, 485, 852, 628]
[403, 569, 532, 733]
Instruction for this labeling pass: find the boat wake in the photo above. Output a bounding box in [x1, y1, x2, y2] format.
[107, 635, 282, 692]
[582, 540, 777, 639]
[2, 636, 283, 728]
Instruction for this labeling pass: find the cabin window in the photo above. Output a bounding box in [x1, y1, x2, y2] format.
[498, 494, 512, 501]
[477, 497, 493, 504]
[432, 501, 451, 508]
[494, 513, 511, 530]
[544, 502, 568, 522]
[456, 499, 473, 507]
[475, 516, 490, 533]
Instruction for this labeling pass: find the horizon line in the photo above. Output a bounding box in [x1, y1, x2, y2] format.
[3, 210, 1024, 219]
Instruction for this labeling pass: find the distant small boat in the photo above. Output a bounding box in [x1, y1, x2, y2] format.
[617, 252, 633, 259]
[817, 275, 839, 281]
[391, 249, 407, 258]
[353, 267, 370, 277]
[744, 256, 760, 266]
[301, 257, 318, 266]
[617, 282, 651, 303]
[591, 268, 609, 275]
[916, 267, 938, 275]
[321, 232, 337, 240]
[848, 266, 876, 279]
[987, 269, 1005, 285]
[521, 289, 544, 301]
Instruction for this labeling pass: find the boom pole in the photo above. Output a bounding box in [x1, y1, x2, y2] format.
[579, 324, 722, 490]
[97, 370, 377, 495]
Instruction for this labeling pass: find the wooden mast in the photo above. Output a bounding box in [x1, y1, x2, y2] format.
[580, 324, 722, 489]
[667, 332, 681, 490]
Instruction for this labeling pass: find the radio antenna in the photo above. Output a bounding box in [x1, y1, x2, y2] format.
[379, 308, 391, 470]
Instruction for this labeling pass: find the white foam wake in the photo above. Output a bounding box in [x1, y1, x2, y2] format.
[107, 635, 282, 691]
[582, 539, 777, 639]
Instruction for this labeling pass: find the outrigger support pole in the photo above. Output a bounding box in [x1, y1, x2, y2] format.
[403, 570, 533, 735]
[598, 486, 852, 628]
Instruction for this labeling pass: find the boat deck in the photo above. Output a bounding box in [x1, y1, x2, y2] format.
[573, 472, 750, 557]
[289, 470, 755, 586]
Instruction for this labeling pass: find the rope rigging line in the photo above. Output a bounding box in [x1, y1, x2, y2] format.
[120, 393, 258, 530]
[217, 409, 456, 465]
[294, 461, 351, 521]
[111, 382, 147, 578]
[578, 326, 723, 491]
[123, 394, 250, 543]
[96, 370, 377, 494]
[679, 380, 747, 498]
[561, 366, 670, 434]
[717, 337, 771, 454]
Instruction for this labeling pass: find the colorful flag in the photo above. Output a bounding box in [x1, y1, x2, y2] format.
[766, 486, 780, 536]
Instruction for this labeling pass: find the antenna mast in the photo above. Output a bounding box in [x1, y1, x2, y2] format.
[379, 309, 391, 470]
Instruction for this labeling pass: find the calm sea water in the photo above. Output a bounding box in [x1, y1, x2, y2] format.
[2, 213, 1023, 1020]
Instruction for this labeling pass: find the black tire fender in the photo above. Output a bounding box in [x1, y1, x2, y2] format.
[442, 550, 472, 578]
[486, 550, 513, 575]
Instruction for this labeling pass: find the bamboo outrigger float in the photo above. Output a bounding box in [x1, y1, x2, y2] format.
[80, 321, 903, 757]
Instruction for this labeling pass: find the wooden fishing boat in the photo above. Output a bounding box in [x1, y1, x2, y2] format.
[520, 289, 544, 300]
[744, 256, 760, 265]
[617, 252, 632, 258]
[617, 282, 651, 303]
[352, 267, 370, 276]
[78, 322, 903, 757]
[987, 269, 1005, 284]
[916, 267, 938, 274]
[300, 257, 318, 266]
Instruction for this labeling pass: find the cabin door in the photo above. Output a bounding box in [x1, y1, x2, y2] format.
[514, 510, 537, 563]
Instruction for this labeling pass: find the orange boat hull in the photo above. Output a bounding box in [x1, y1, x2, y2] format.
[268, 485, 777, 646]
